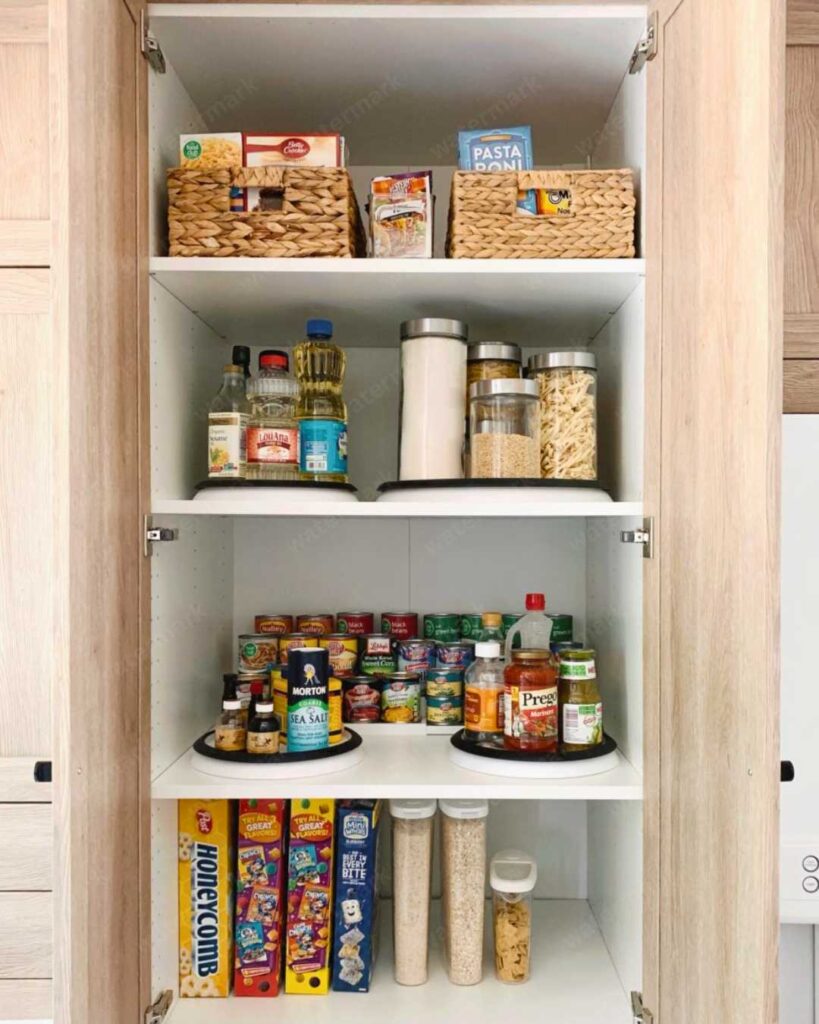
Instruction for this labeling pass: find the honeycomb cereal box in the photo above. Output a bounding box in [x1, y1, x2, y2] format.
[285, 799, 335, 994]
[178, 800, 235, 998]
[332, 801, 381, 992]
[234, 799, 288, 997]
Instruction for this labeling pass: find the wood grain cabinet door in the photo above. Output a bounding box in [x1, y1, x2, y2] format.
[643, 1, 783, 1022]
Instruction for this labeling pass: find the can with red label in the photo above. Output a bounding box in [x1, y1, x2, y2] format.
[296, 613, 336, 636]
[341, 676, 382, 723]
[254, 613, 294, 635]
[381, 612, 419, 639]
[336, 611, 375, 635]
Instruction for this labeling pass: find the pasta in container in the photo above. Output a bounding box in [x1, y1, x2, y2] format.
[528, 351, 598, 481]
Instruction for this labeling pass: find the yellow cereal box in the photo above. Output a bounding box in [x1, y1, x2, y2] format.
[285, 799, 335, 995]
[178, 800, 235, 998]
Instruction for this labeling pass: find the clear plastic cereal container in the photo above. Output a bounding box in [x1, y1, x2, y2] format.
[490, 849, 537, 984]
[390, 799, 437, 985]
[440, 799, 489, 985]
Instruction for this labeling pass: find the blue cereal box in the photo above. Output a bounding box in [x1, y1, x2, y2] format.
[332, 801, 381, 992]
[457, 126, 536, 214]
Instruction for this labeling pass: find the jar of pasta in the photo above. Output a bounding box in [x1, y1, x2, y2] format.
[440, 799, 489, 986]
[528, 351, 598, 481]
[466, 342, 522, 403]
[490, 849, 537, 984]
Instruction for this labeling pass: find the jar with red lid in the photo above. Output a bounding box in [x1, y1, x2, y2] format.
[503, 649, 558, 752]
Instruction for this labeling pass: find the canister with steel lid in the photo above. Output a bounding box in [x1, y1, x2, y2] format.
[527, 350, 597, 481]
[466, 342, 522, 403]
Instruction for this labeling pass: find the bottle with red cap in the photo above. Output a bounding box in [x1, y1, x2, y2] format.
[246, 349, 300, 481]
[503, 592, 554, 662]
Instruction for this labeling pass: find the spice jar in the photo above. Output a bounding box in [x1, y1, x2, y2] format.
[390, 799, 436, 986]
[559, 647, 603, 751]
[503, 649, 558, 752]
[246, 700, 281, 755]
[466, 342, 522, 404]
[440, 799, 488, 986]
[528, 351, 598, 481]
[490, 850, 537, 984]
[399, 318, 468, 480]
[214, 698, 246, 752]
[468, 379, 540, 479]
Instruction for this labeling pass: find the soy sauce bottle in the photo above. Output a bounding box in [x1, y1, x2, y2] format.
[247, 701, 281, 755]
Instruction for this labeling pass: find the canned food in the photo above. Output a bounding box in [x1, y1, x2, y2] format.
[342, 676, 382, 723]
[238, 634, 279, 673]
[296, 613, 336, 636]
[279, 633, 319, 665]
[358, 634, 398, 677]
[318, 634, 359, 677]
[329, 676, 343, 745]
[254, 613, 294, 635]
[381, 672, 421, 723]
[336, 612, 375, 635]
[548, 613, 574, 643]
[427, 694, 464, 726]
[552, 641, 584, 657]
[459, 613, 483, 640]
[423, 613, 461, 642]
[381, 612, 419, 639]
[273, 672, 287, 733]
[236, 671, 271, 710]
[501, 613, 520, 639]
[426, 668, 464, 699]
[397, 638, 436, 676]
[436, 640, 475, 669]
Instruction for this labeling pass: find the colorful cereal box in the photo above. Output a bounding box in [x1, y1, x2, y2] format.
[285, 799, 336, 994]
[178, 800, 235, 998]
[332, 801, 381, 993]
[234, 800, 288, 998]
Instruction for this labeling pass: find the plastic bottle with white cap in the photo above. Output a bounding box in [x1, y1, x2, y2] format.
[490, 849, 537, 984]
[439, 799, 489, 985]
[389, 799, 437, 985]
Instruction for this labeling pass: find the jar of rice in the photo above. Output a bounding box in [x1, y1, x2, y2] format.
[390, 799, 437, 986]
[440, 799, 489, 985]
[528, 351, 598, 481]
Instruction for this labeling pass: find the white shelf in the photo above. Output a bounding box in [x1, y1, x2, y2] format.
[165, 899, 632, 1024]
[149, 258, 645, 346]
[151, 732, 643, 800]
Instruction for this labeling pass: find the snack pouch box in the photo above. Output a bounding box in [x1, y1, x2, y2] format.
[285, 799, 335, 994]
[234, 799, 288, 997]
[244, 134, 345, 213]
[332, 801, 381, 992]
[178, 800, 235, 998]
[179, 133, 245, 212]
[457, 126, 536, 214]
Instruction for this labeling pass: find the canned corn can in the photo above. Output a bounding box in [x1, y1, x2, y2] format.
[427, 694, 464, 726]
[280, 633, 319, 665]
[397, 638, 436, 677]
[342, 676, 382, 723]
[318, 634, 360, 678]
[336, 611, 375, 635]
[296, 613, 336, 636]
[254, 613, 294, 635]
[381, 612, 419, 640]
[426, 668, 464, 699]
[381, 672, 421, 723]
[238, 634, 279, 673]
[358, 634, 398, 677]
[435, 640, 475, 669]
[423, 613, 461, 642]
[459, 614, 483, 640]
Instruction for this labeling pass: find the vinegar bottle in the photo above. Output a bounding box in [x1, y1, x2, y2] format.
[503, 593, 554, 661]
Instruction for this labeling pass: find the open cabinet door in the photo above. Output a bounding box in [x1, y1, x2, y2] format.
[643, 1, 783, 1022]
[50, 1, 150, 1022]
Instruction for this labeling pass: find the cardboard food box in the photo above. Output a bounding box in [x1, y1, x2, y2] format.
[332, 801, 381, 992]
[457, 126, 536, 214]
[180, 133, 245, 212]
[243, 134, 345, 213]
[178, 800, 235, 998]
[285, 799, 336, 994]
[234, 799, 288, 998]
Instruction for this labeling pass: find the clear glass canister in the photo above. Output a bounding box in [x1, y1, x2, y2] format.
[528, 351, 598, 481]
[440, 799, 489, 985]
[490, 849, 537, 984]
[466, 342, 522, 404]
[468, 379, 540, 479]
[390, 799, 436, 986]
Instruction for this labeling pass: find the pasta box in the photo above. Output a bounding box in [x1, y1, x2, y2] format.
[332, 801, 381, 992]
[457, 126, 536, 214]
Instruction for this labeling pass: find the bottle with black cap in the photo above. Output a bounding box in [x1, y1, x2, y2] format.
[232, 345, 251, 380]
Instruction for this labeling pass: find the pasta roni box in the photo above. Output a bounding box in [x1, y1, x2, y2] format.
[234, 799, 288, 997]
[285, 799, 335, 994]
[332, 801, 381, 992]
[178, 800, 235, 997]
[457, 126, 536, 214]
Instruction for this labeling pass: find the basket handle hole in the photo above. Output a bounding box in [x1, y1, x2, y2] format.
[258, 187, 284, 211]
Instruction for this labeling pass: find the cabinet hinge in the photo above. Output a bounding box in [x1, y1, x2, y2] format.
[620, 517, 654, 559]
[632, 991, 655, 1024]
[141, 11, 166, 74]
[144, 990, 172, 1024]
[629, 11, 658, 74]
[144, 515, 178, 557]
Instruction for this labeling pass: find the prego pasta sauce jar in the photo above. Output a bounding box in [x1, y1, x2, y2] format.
[503, 649, 558, 752]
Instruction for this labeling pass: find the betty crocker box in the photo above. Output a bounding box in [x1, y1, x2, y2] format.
[332, 801, 381, 992]
[285, 799, 335, 995]
[178, 800, 235, 998]
[234, 800, 288, 997]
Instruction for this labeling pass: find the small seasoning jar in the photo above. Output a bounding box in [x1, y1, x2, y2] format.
[490, 850, 537, 984]
[528, 351, 598, 481]
[559, 647, 603, 751]
[390, 799, 437, 986]
[466, 342, 522, 404]
[468, 379, 540, 479]
[246, 700, 281, 755]
[503, 649, 558, 752]
[440, 799, 489, 986]
[214, 699, 246, 752]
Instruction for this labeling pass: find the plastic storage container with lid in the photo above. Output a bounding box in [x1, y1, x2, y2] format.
[399, 318, 468, 480]
[468, 379, 540, 479]
[390, 799, 436, 986]
[466, 342, 522, 402]
[528, 350, 598, 481]
[440, 799, 489, 985]
[490, 849, 537, 984]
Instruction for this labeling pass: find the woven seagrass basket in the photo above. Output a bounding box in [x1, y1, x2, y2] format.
[168, 165, 366, 257]
[447, 169, 636, 259]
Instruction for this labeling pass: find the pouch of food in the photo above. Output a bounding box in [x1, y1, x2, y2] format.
[332, 801, 381, 992]
[370, 172, 433, 258]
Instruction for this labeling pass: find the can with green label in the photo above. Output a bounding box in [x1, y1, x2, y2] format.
[501, 613, 521, 640]
[548, 613, 574, 643]
[459, 614, 483, 640]
[423, 613, 460, 642]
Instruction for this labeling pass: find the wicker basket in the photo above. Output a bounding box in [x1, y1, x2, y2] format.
[168, 166, 366, 258]
[447, 169, 636, 259]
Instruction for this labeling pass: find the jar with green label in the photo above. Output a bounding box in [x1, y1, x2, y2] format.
[559, 648, 603, 752]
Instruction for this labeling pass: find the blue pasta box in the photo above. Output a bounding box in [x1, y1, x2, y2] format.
[457, 125, 537, 214]
[331, 801, 381, 992]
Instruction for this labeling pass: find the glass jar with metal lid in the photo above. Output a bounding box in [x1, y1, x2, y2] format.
[468, 378, 540, 479]
[527, 351, 597, 481]
[466, 342, 522, 403]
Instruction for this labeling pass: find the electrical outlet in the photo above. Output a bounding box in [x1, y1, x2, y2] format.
[781, 842, 819, 903]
